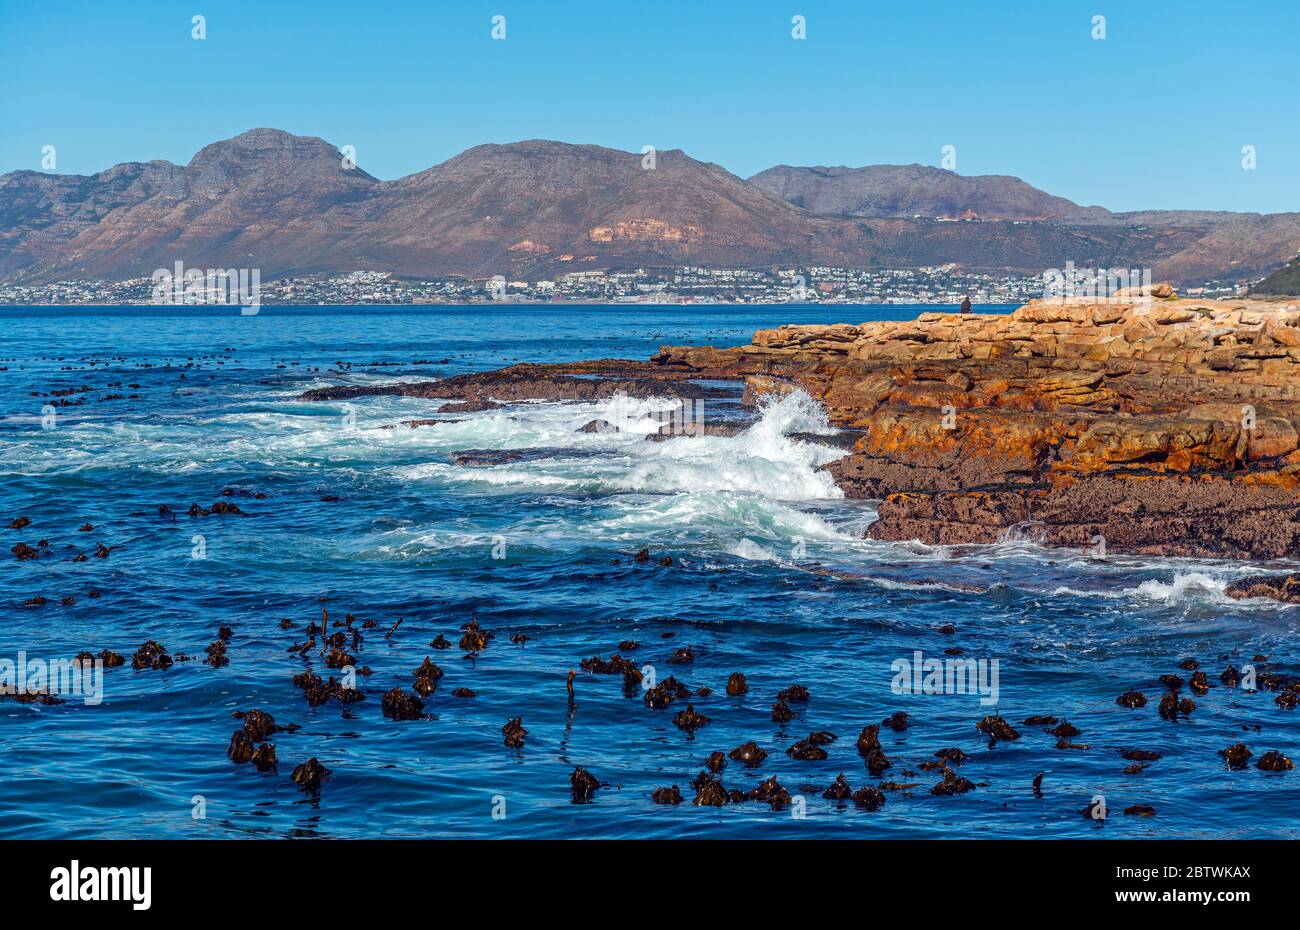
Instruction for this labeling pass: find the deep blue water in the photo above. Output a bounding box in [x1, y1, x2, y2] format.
[1, 304, 1297, 839]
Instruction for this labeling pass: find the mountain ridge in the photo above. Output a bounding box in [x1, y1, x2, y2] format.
[1, 128, 1296, 287]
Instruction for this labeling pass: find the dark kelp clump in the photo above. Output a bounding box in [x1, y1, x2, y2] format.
[644, 675, 690, 709]
[381, 687, 424, 720]
[857, 724, 892, 775]
[292, 671, 365, 707]
[1257, 751, 1294, 772]
[1116, 690, 1147, 708]
[1220, 743, 1252, 770]
[228, 730, 277, 771]
[728, 741, 767, 767]
[822, 774, 852, 800]
[692, 773, 729, 806]
[502, 716, 527, 748]
[787, 731, 836, 761]
[204, 639, 229, 667]
[459, 618, 494, 653]
[291, 757, 331, 792]
[651, 785, 683, 804]
[777, 683, 809, 703]
[975, 714, 1020, 746]
[748, 775, 792, 809]
[852, 786, 886, 810]
[673, 703, 711, 732]
[570, 766, 601, 803]
[931, 766, 976, 796]
[412, 657, 444, 696]
[131, 640, 173, 670]
[1158, 692, 1195, 721]
[1121, 748, 1161, 762]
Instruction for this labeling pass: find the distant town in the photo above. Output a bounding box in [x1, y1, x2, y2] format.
[0, 265, 1248, 307]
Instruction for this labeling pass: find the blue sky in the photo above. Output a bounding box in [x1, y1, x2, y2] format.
[2, 0, 1296, 212]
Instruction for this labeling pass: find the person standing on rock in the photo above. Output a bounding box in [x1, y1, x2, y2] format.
[960, 296, 972, 314]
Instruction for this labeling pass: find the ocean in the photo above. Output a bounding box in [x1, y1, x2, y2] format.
[1, 304, 1297, 839]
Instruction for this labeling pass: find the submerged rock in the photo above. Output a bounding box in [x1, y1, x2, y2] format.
[1225, 573, 1300, 604]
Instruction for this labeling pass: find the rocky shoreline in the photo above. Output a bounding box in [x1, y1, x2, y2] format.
[651, 296, 1300, 564]
[301, 295, 1300, 573]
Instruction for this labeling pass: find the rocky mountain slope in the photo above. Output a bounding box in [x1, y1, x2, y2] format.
[751, 163, 1300, 285]
[747, 163, 1106, 222]
[1, 128, 1296, 286]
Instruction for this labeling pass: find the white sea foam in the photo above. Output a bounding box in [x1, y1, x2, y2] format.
[391, 388, 845, 500]
[727, 538, 781, 561]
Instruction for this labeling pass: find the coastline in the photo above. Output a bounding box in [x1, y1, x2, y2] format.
[298, 295, 1300, 572]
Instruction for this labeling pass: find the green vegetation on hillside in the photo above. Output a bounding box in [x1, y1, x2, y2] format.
[1252, 256, 1300, 296]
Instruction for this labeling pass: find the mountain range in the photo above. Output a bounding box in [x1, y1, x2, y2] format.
[2, 128, 1297, 288]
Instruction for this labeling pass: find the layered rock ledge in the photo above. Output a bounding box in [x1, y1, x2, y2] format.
[651, 297, 1300, 560]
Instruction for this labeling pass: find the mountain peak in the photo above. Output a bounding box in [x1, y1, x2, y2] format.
[188, 128, 345, 166]
[183, 128, 377, 190]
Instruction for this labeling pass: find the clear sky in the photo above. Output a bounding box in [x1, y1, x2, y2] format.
[2, 0, 1296, 213]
